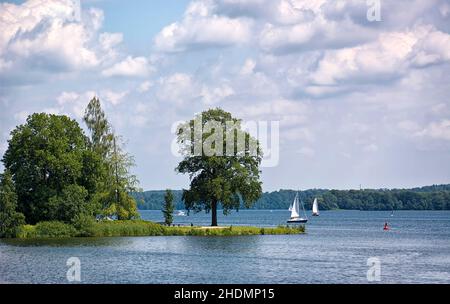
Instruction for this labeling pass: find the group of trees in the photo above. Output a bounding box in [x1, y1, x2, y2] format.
[2, 100, 447, 233]
[137, 185, 450, 211]
[319, 188, 450, 210]
[1, 106, 264, 232]
[0, 97, 139, 237]
[135, 190, 184, 210]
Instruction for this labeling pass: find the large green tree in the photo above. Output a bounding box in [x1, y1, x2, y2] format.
[82, 96, 111, 205]
[2, 113, 99, 224]
[0, 171, 25, 238]
[176, 108, 262, 226]
[83, 98, 139, 220]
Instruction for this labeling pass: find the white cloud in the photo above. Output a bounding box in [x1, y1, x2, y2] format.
[57, 91, 79, 105]
[156, 73, 196, 104]
[99, 32, 123, 62]
[1, 1, 97, 69]
[283, 127, 314, 142]
[0, 0, 127, 83]
[259, 16, 374, 54]
[415, 120, 450, 141]
[102, 56, 152, 77]
[13, 107, 61, 125]
[310, 26, 450, 86]
[216, 0, 325, 24]
[129, 102, 157, 127]
[200, 84, 234, 105]
[99, 32, 123, 50]
[13, 110, 30, 123]
[240, 58, 256, 75]
[56, 90, 96, 118]
[102, 90, 128, 106]
[410, 29, 450, 67]
[137, 81, 153, 93]
[55, 89, 127, 119]
[154, 1, 252, 52]
[239, 99, 309, 124]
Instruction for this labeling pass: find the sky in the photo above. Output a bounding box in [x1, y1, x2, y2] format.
[0, 0, 450, 192]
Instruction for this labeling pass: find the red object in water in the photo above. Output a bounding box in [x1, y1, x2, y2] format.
[383, 222, 390, 230]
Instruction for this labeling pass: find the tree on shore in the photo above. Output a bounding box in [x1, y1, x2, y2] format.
[2, 113, 100, 224]
[162, 189, 174, 225]
[0, 97, 140, 229]
[176, 108, 262, 226]
[83, 97, 139, 220]
[100, 135, 140, 219]
[0, 171, 25, 238]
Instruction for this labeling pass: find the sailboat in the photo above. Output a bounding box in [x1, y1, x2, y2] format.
[287, 193, 308, 224]
[312, 198, 319, 216]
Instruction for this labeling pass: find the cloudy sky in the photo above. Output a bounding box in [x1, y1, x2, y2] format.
[1, 0, 450, 191]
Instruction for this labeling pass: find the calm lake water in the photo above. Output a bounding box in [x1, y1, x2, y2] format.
[1, 210, 449, 284]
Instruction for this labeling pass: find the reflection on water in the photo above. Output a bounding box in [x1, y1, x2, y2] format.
[1, 211, 449, 284]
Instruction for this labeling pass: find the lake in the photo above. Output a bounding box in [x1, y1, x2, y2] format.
[1, 210, 449, 284]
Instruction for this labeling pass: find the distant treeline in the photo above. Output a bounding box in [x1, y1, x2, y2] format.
[134, 184, 450, 211]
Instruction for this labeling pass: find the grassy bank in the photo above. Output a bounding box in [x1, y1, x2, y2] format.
[15, 220, 304, 239]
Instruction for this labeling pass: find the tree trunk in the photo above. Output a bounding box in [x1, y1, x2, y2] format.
[211, 199, 218, 227]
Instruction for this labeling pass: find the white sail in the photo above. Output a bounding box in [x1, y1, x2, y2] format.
[312, 198, 319, 214]
[290, 194, 300, 218]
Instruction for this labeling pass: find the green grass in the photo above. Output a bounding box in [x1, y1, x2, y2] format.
[88, 220, 166, 237]
[164, 225, 304, 236]
[17, 221, 78, 238]
[15, 220, 305, 239]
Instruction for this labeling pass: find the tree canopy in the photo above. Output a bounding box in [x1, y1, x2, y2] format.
[1, 98, 139, 228]
[2, 113, 99, 224]
[176, 108, 262, 226]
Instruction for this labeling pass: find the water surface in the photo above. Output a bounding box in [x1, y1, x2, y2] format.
[1, 210, 449, 283]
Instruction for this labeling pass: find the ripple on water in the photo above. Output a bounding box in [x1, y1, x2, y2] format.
[1, 210, 449, 283]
